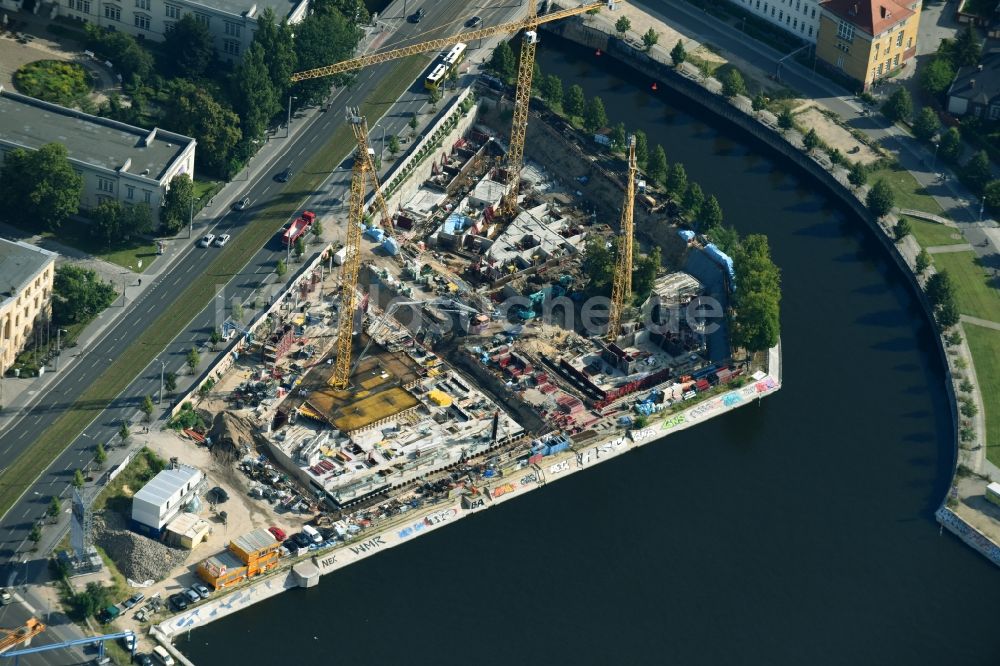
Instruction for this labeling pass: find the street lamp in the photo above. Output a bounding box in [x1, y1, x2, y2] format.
[932, 141, 939, 170]
[121, 270, 130, 307]
[980, 195, 986, 222]
[287, 95, 298, 138]
[189, 196, 202, 239]
[55, 328, 67, 371]
[157, 358, 166, 405]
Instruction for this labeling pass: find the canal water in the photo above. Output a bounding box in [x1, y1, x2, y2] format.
[182, 37, 1000, 665]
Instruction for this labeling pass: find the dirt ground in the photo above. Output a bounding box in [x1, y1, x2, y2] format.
[794, 105, 882, 165]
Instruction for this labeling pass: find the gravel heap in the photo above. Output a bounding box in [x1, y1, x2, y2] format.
[94, 512, 189, 582]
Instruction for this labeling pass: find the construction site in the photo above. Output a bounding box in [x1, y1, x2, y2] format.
[37, 2, 777, 659]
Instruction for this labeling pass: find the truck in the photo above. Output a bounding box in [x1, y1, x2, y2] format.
[282, 211, 316, 246]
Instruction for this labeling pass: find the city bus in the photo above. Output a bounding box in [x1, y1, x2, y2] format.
[424, 64, 448, 90]
[425, 42, 467, 89]
[442, 42, 466, 70]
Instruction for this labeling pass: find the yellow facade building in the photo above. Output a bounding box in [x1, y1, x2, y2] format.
[816, 0, 922, 90]
[0, 239, 56, 377]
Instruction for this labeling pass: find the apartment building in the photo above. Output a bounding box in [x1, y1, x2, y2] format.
[729, 0, 823, 42]
[0, 239, 57, 377]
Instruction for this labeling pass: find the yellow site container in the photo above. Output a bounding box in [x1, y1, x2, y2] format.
[427, 390, 452, 407]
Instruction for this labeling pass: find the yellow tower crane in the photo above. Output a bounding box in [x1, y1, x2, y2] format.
[607, 134, 637, 341]
[0, 617, 45, 653]
[290, 0, 618, 214]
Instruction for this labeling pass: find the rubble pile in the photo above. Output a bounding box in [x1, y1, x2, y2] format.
[93, 512, 188, 582]
[209, 412, 256, 465]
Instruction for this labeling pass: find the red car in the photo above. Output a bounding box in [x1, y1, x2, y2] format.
[268, 526, 287, 542]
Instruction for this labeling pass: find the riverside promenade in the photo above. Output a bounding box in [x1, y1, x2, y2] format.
[154, 346, 781, 661]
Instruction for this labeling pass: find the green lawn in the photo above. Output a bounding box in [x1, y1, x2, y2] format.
[193, 178, 223, 204]
[965, 323, 1000, 465]
[902, 215, 965, 248]
[867, 163, 944, 215]
[932, 251, 1000, 323]
[47, 222, 158, 273]
[0, 54, 432, 521]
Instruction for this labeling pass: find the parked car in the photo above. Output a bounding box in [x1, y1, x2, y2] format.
[168, 593, 188, 612]
[197, 234, 215, 248]
[232, 196, 251, 210]
[183, 588, 200, 604]
[212, 234, 231, 248]
[122, 634, 136, 651]
[268, 525, 287, 541]
[92, 657, 112, 665]
[275, 166, 293, 182]
[408, 7, 425, 22]
[0, 588, 11, 605]
[465, 15, 482, 27]
[122, 597, 137, 610]
[128, 593, 145, 607]
[136, 654, 154, 666]
[192, 583, 212, 599]
[292, 532, 312, 548]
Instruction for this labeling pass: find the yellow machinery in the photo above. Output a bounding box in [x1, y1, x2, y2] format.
[607, 135, 637, 341]
[290, 1, 616, 214]
[0, 618, 45, 653]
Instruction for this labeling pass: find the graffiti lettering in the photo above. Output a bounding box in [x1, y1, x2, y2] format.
[319, 555, 337, 569]
[722, 392, 742, 407]
[548, 460, 571, 475]
[491, 483, 516, 498]
[629, 427, 657, 443]
[519, 473, 538, 486]
[464, 497, 486, 510]
[349, 535, 386, 555]
[424, 508, 458, 526]
[662, 413, 686, 429]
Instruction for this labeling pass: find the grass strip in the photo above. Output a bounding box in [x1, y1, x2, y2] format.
[931, 250, 1000, 324]
[0, 55, 431, 521]
[901, 215, 965, 248]
[965, 323, 1000, 465]
[867, 163, 944, 215]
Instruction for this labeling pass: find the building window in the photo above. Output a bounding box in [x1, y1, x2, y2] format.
[771, 6, 775, 15]
[811, 7, 816, 17]
[223, 39, 240, 56]
[98, 177, 114, 192]
[837, 20, 854, 41]
[779, 10, 783, 19]
[907, 36, 912, 48]
[989, 105, 1000, 120]
[893, 54, 900, 67]
[808, 26, 813, 36]
[126, 185, 134, 199]
[135, 0, 148, 8]
[74, 0, 90, 12]
[836, 55, 845, 68]
[756, 0, 760, 8]
[194, 12, 209, 27]
[224, 20, 241, 37]
[103, 3, 120, 20]
[793, 18, 797, 28]
[165, 3, 179, 17]
[795, 0, 800, 8]
[895, 32, 903, 48]
[143, 190, 151, 203]
[877, 63, 884, 76]
[786, 15, 790, 24]
[164, 20, 175, 31]
[134, 12, 149, 29]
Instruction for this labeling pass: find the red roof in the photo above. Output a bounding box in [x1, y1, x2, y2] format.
[821, 0, 914, 36]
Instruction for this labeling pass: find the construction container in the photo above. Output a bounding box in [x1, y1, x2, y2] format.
[198, 551, 247, 590]
[333, 247, 348, 265]
[427, 390, 452, 407]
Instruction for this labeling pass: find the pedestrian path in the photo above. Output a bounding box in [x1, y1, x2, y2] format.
[927, 243, 974, 254]
[962, 315, 1000, 332]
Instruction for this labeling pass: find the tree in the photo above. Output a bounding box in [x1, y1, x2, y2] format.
[582, 238, 615, 295]
[162, 173, 195, 235]
[83, 24, 154, 83]
[848, 161, 867, 187]
[0, 143, 82, 231]
[92, 199, 124, 248]
[539, 74, 563, 110]
[29, 524, 41, 544]
[565, 84, 586, 118]
[293, 11, 362, 105]
[388, 135, 401, 155]
[925, 271, 955, 307]
[642, 28, 660, 52]
[721, 68, 747, 98]
[254, 8, 297, 101]
[232, 301, 243, 322]
[312, 220, 323, 240]
[936, 297, 960, 329]
[123, 203, 153, 237]
[919, 57, 956, 98]
[294, 235, 306, 258]
[165, 372, 178, 393]
[163, 80, 242, 177]
[428, 85, 442, 110]
[141, 395, 155, 420]
[276, 258, 287, 276]
[583, 96, 608, 133]
[70, 582, 114, 620]
[683, 182, 704, 218]
[894, 218, 912, 240]
[634, 130, 649, 167]
[312, 0, 368, 21]
[954, 25, 982, 67]
[667, 162, 688, 197]
[960, 400, 979, 418]
[702, 195, 723, 230]
[985, 179, 1000, 212]
[881, 88, 912, 123]
[962, 150, 991, 193]
[752, 93, 767, 112]
[615, 16, 631, 37]
[632, 247, 661, 300]
[408, 115, 418, 132]
[803, 128, 820, 151]
[913, 106, 941, 141]
[610, 123, 627, 152]
[488, 40, 516, 81]
[96, 441, 109, 468]
[938, 126, 962, 163]
[732, 234, 781, 354]
[210, 327, 222, 349]
[234, 42, 280, 144]
[51, 266, 117, 325]
[47, 496, 61, 519]
[72, 469, 85, 488]
[778, 108, 794, 129]
[670, 40, 686, 66]
[915, 248, 931, 274]
[649, 145, 668, 185]
[164, 15, 215, 78]
[866, 179, 895, 218]
[186, 347, 201, 372]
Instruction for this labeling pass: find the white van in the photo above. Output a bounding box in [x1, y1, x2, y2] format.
[302, 524, 322, 544]
[152, 645, 175, 665]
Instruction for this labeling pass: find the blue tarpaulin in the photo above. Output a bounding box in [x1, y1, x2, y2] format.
[382, 237, 399, 255]
[704, 243, 736, 284]
[678, 229, 696, 242]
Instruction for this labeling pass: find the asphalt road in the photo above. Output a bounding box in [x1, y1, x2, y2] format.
[0, 0, 519, 581]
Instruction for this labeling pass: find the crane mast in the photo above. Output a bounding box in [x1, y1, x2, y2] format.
[607, 134, 636, 341]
